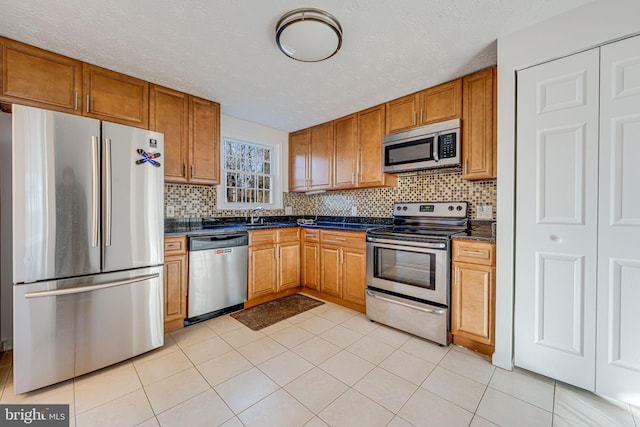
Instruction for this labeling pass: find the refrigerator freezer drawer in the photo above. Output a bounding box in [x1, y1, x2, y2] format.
[365, 288, 449, 346]
[13, 266, 164, 394]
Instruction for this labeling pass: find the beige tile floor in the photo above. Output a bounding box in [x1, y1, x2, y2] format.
[1, 296, 639, 427]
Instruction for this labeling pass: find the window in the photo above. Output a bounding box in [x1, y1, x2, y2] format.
[221, 138, 278, 208]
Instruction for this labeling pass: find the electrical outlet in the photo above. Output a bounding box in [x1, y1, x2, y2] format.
[285, 206, 293, 215]
[477, 204, 493, 219]
[166, 205, 175, 218]
[351, 206, 357, 216]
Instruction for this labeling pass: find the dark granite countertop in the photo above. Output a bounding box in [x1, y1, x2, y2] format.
[165, 216, 392, 237]
[452, 221, 496, 243]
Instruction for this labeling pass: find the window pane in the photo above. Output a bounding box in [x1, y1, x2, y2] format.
[222, 138, 274, 207]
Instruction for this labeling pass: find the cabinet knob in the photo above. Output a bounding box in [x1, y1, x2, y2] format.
[549, 235, 562, 243]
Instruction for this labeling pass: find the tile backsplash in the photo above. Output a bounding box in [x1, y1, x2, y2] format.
[164, 171, 496, 220]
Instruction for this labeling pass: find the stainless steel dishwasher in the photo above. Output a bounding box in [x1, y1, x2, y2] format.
[187, 232, 249, 321]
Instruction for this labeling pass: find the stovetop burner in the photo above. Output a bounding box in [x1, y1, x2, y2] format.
[367, 202, 469, 242]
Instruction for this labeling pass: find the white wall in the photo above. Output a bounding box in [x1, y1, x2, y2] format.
[0, 112, 12, 348]
[218, 114, 289, 209]
[495, 0, 640, 369]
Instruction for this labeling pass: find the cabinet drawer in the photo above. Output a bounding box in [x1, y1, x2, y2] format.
[302, 228, 319, 242]
[452, 240, 495, 265]
[320, 230, 366, 249]
[164, 236, 186, 256]
[277, 227, 300, 243]
[249, 229, 277, 246]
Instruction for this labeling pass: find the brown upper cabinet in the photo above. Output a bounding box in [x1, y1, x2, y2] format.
[333, 113, 358, 189]
[385, 79, 462, 134]
[83, 63, 149, 128]
[462, 67, 496, 180]
[150, 85, 189, 182]
[289, 129, 310, 192]
[188, 97, 220, 185]
[356, 104, 397, 188]
[288, 122, 333, 192]
[290, 105, 397, 192]
[0, 37, 82, 114]
[150, 87, 220, 185]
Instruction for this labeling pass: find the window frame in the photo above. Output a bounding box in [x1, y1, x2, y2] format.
[217, 136, 282, 210]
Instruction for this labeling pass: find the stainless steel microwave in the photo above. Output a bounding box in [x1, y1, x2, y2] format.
[382, 118, 460, 173]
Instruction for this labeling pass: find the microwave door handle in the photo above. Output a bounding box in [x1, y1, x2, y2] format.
[433, 132, 440, 162]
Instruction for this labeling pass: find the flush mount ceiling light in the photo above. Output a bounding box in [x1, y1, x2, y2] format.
[275, 8, 342, 62]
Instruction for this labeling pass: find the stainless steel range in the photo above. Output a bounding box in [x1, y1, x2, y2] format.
[365, 201, 468, 345]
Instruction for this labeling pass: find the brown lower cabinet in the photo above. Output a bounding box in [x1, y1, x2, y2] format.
[302, 229, 367, 312]
[246, 228, 301, 307]
[164, 236, 188, 333]
[451, 239, 496, 356]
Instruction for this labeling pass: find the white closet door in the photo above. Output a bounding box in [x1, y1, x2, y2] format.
[596, 34, 640, 405]
[514, 48, 600, 390]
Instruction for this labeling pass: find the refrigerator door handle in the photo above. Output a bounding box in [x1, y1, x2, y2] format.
[91, 136, 100, 247]
[24, 273, 160, 299]
[104, 137, 112, 246]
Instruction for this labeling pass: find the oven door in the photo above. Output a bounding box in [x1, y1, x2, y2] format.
[366, 238, 449, 306]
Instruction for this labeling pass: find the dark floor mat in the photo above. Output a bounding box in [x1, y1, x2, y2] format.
[230, 294, 324, 331]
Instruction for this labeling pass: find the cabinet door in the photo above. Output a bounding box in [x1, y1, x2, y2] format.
[189, 96, 220, 185]
[301, 241, 320, 291]
[164, 254, 187, 332]
[289, 129, 310, 192]
[341, 247, 367, 305]
[309, 122, 333, 190]
[386, 93, 419, 134]
[462, 68, 496, 180]
[333, 114, 358, 189]
[420, 79, 461, 125]
[83, 63, 149, 128]
[278, 241, 301, 291]
[150, 85, 188, 183]
[357, 104, 387, 188]
[452, 262, 495, 345]
[320, 245, 341, 297]
[0, 38, 82, 114]
[248, 245, 277, 299]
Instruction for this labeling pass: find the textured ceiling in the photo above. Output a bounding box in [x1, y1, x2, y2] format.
[0, 0, 594, 131]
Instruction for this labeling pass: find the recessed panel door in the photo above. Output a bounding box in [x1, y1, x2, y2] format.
[514, 48, 600, 390]
[596, 34, 640, 405]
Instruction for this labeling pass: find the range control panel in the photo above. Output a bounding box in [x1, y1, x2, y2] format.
[393, 202, 468, 218]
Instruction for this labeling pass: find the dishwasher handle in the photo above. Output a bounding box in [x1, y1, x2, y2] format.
[189, 233, 249, 251]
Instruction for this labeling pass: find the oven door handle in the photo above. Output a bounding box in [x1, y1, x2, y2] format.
[366, 290, 446, 315]
[367, 238, 447, 250]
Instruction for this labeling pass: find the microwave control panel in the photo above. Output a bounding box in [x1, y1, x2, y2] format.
[438, 133, 457, 159]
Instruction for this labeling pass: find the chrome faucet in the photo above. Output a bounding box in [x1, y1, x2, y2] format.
[249, 206, 264, 224]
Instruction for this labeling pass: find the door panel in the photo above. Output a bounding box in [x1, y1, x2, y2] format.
[12, 105, 101, 283]
[309, 122, 333, 190]
[333, 114, 357, 189]
[534, 253, 585, 355]
[596, 34, 640, 404]
[536, 125, 587, 224]
[102, 122, 164, 272]
[13, 266, 163, 394]
[515, 48, 599, 391]
[342, 248, 366, 305]
[320, 246, 341, 297]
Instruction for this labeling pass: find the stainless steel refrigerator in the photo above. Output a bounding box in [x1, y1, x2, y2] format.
[10, 104, 165, 394]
